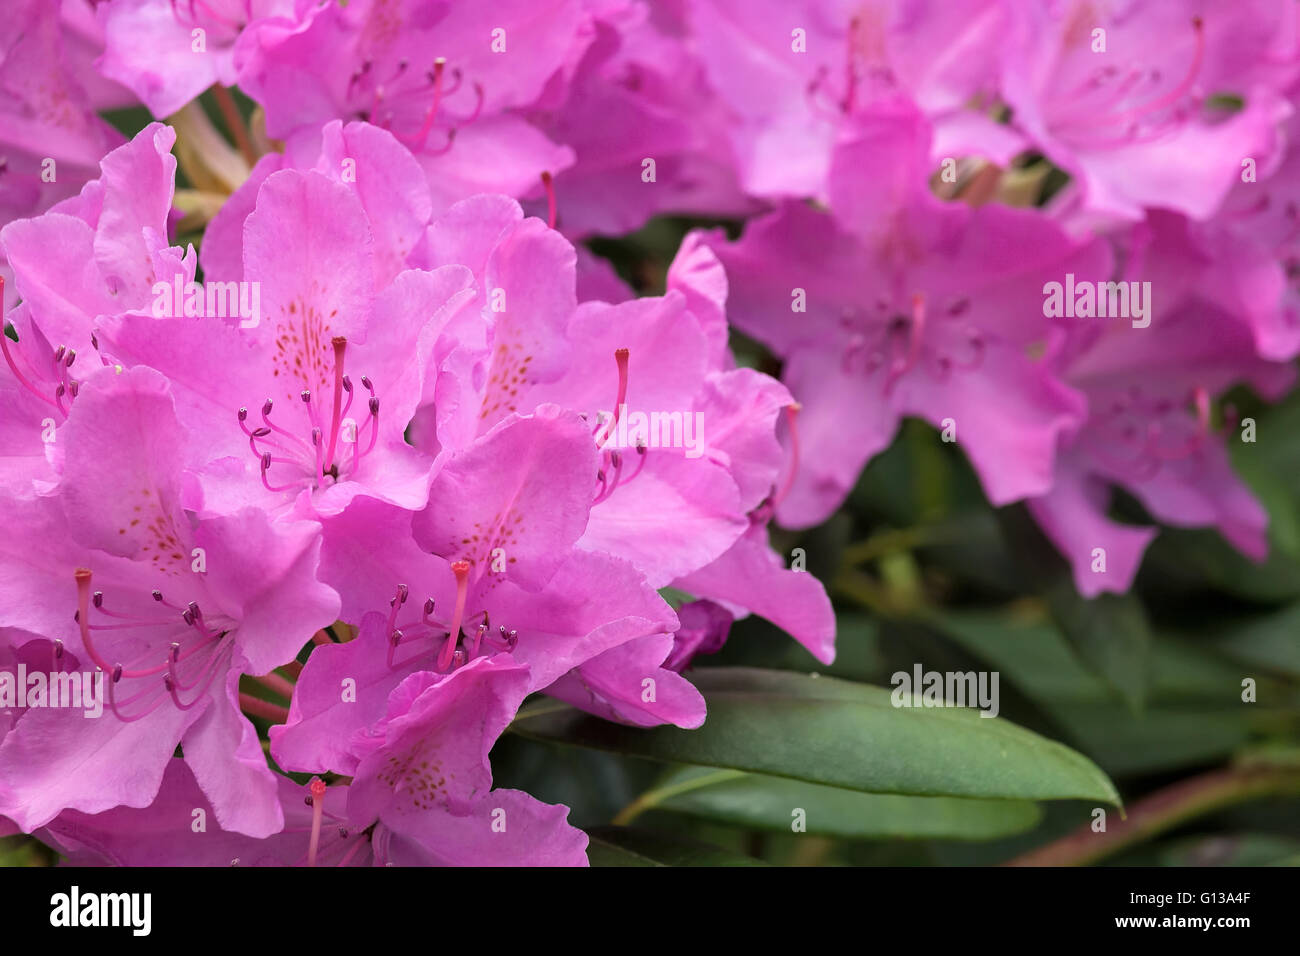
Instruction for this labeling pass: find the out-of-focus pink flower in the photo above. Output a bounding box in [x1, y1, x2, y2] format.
[235, 0, 590, 214]
[686, 0, 1009, 200]
[999, 0, 1298, 222]
[96, 0, 293, 117]
[701, 106, 1107, 529]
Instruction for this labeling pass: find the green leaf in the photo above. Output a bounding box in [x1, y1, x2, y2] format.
[924, 609, 1260, 774]
[511, 667, 1120, 805]
[585, 826, 767, 867]
[633, 766, 1043, 840]
[1047, 585, 1152, 711]
[1210, 603, 1300, 678]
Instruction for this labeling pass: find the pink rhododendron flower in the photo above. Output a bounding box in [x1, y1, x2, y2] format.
[96, 0, 293, 118]
[686, 0, 1009, 200]
[235, 0, 589, 213]
[521, 0, 755, 237]
[1029, 299, 1294, 597]
[0, 0, 130, 310]
[106, 160, 476, 519]
[0, 365, 338, 838]
[998, 0, 1298, 222]
[701, 107, 1107, 529]
[412, 194, 835, 662]
[272, 408, 696, 760]
[33, 658, 586, 865]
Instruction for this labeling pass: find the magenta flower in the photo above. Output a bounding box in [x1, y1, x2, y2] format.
[998, 0, 1297, 222]
[104, 160, 476, 518]
[0, 0, 128, 310]
[700, 106, 1107, 529]
[271, 407, 688, 770]
[96, 0, 292, 118]
[1029, 298, 1294, 597]
[346, 658, 587, 866]
[686, 0, 1009, 200]
[235, 0, 589, 214]
[0, 365, 338, 837]
[33, 660, 586, 866]
[2, 121, 181, 351]
[413, 196, 836, 662]
[520, 0, 755, 237]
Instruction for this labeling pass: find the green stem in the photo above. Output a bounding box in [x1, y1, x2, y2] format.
[611, 769, 746, 826]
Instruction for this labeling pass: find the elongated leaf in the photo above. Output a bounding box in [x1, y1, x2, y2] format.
[585, 826, 766, 867]
[513, 668, 1120, 805]
[1048, 585, 1151, 712]
[640, 766, 1043, 840]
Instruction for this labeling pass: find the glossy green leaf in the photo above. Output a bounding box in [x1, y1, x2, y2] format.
[636, 766, 1044, 840]
[585, 826, 766, 867]
[511, 668, 1120, 805]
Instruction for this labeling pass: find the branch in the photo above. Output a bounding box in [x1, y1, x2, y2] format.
[1004, 764, 1300, 867]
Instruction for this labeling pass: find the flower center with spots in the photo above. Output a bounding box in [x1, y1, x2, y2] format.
[240, 336, 381, 494]
[1083, 384, 1214, 481]
[346, 54, 484, 154]
[841, 293, 985, 393]
[381, 564, 519, 675]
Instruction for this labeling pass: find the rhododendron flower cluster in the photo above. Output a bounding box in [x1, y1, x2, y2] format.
[2, 0, 1299, 872]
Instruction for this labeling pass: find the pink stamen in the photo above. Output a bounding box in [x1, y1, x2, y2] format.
[883, 294, 927, 394]
[595, 348, 630, 441]
[307, 778, 327, 867]
[324, 337, 347, 472]
[411, 58, 447, 150]
[0, 279, 62, 413]
[437, 560, 471, 671]
[1063, 18, 1204, 135]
